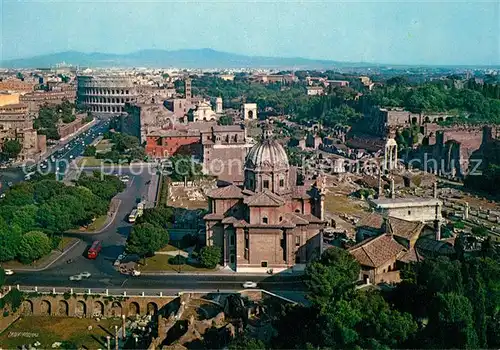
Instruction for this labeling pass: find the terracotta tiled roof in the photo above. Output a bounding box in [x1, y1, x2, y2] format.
[206, 185, 243, 199]
[277, 218, 297, 228]
[388, 217, 424, 240]
[222, 216, 241, 224]
[398, 247, 423, 263]
[349, 234, 405, 268]
[357, 212, 384, 230]
[244, 190, 285, 207]
[283, 213, 310, 225]
[203, 213, 224, 221]
[291, 186, 311, 199]
[296, 213, 323, 224]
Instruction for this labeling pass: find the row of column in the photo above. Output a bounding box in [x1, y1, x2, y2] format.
[84, 88, 130, 95]
[83, 97, 130, 104]
[90, 105, 125, 113]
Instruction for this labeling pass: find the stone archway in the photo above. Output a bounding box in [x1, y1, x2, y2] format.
[58, 300, 69, 316]
[128, 301, 140, 316]
[40, 300, 51, 315]
[75, 300, 87, 317]
[111, 301, 122, 317]
[147, 302, 158, 316]
[21, 300, 33, 315]
[93, 301, 104, 317]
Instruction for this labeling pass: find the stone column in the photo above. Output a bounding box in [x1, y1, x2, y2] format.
[464, 202, 469, 220]
[433, 182, 438, 199]
[384, 150, 388, 171]
[390, 178, 395, 199]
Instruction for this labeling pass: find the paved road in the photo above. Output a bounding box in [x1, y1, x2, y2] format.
[7, 273, 305, 293]
[0, 119, 109, 190]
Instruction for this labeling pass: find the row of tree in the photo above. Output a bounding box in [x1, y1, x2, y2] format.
[0, 172, 125, 263]
[231, 244, 500, 349]
[34, 100, 77, 140]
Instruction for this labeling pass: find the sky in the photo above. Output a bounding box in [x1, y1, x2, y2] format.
[0, 0, 499, 66]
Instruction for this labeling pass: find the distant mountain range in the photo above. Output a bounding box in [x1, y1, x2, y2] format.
[1, 49, 376, 69]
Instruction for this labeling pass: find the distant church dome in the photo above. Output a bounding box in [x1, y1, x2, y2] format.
[245, 127, 289, 172]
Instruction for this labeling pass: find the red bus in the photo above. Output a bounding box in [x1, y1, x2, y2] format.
[87, 240, 102, 259]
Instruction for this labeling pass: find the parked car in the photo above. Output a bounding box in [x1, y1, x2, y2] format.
[4, 269, 14, 276]
[242, 281, 258, 288]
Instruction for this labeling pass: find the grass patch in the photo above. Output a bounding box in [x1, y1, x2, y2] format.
[61, 237, 74, 249]
[158, 244, 178, 252]
[139, 254, 214, 273]
[95, 139, 112, 152]
[76, 157, 117, 167]
[324, 194, 366, 215]
[85, 215, 108, 231]
[0, 316, 121, 349]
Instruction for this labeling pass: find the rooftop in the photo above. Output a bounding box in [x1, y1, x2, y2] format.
[370, 197, 442, 209]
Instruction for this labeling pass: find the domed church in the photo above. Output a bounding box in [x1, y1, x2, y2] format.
[204, 125, 326, 273]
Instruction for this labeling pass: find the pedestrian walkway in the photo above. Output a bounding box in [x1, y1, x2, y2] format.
[145, 172, 160, 208]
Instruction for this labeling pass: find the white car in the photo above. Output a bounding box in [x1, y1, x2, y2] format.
[242, 281, 258, 289]
[4, 269, 14, 276]
[69, 275, 82, 281]
[79, 272, 91, 278]
[131, 270, 141, 276]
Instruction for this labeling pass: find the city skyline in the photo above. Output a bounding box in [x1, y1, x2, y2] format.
[1, 0, 499, 66]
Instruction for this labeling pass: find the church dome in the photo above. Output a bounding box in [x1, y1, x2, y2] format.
[245, 138, 289, 172]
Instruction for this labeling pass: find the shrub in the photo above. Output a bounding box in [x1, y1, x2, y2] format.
[169, 255, 187, 265]
[199, 246, 221, 269]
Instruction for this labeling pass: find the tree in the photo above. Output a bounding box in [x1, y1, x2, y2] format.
[199, 246, 221, 269]
[228, 335, 265, 349]
[126, 223, 169, 258]
[0, 267, 5, 288]
[17, 231, 52, 264]
[427, 292, 479, 349]
[136, 207, 174, 229]
[305, 247, 360, 309]
[472, 225, 488, 237]
[321, 291, 417, 349]
[272, 304, 321, 349]
[1, 139, 22, 160]
[128, 147, 146, 162]
[83, 145, 97, 157]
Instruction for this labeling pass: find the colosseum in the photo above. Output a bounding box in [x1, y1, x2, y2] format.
[77, 75, 139, 115]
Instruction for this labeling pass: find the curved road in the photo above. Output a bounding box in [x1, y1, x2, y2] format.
[4, 168, 306, 294]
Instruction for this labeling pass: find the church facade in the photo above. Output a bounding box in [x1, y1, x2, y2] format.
[204, 128, 325, 273]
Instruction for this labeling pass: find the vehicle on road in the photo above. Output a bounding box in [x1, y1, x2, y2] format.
[137, 202, 144, 216]
[66, 259, 74, 264]
[69, 275, 82, 281]
[131, 270, 141, 276]
[79, 272, 91, 278]
[242, 281, 258, 288]
[4, 269, 14, 275]
[128, 209, 138, 223]
[87, 240, 102, 259]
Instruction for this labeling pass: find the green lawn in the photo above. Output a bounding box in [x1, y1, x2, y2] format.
[76, 156, 117, 167]
[139, 253, 214, 273]
[95, 139, 113, 152]
[0, 316, 121, 349]
[85, 215, 108, 231]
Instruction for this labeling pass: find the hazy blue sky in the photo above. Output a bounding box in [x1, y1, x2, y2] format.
[1, 0, 499, 65]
